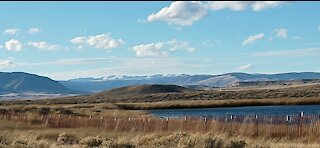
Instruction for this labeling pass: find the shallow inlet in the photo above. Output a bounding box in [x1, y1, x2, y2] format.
[148, 104, 320, 118]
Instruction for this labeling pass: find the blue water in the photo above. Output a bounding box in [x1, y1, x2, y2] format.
[148, 105, 320, 118]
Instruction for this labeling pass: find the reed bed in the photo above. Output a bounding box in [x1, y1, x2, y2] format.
[1, 111, 319, 140]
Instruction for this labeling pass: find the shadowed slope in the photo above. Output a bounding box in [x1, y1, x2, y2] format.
[0, 72, 82, 94]
[100, 84, 193, 96]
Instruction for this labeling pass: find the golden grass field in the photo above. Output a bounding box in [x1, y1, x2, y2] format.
[1, 100, 320, 148]
[1, 84, 320, 147]
[1, 119, 320, 148]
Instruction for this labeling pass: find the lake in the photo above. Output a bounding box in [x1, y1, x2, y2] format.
[148, 105, 320, 118]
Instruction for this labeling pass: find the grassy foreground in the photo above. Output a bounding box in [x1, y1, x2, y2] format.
[1, 97, 320, 147]
[1, 89, 320, 147]
[0, 120, 320, 148]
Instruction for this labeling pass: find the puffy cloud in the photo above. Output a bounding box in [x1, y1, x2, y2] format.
[147, 1, 208, 26]
[242, 33, 264, 46]
[252, 1, 287, 11]
[211, 1, 289, 11]
[0, 59, 15, 69]
[28, 41, 59, 51]
[5, 39, 22, 51]
[3, 28, 19, 35]
[237, 64, 252, 70]
[209, 1, 250, 11]
[167, 39, 196, 52]
[70, 34, 124, 49]
[28, 28, 42, 34]
[132, 39, 196, 57]
[148, 1, 289, 26]
[132, 43, 168, 57]
[273, 28, 288, 38]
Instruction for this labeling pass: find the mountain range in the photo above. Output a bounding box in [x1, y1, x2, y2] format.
[60, 72, 320, 92]
[0, 72, 82, 99]
[1, 71, 320, 100]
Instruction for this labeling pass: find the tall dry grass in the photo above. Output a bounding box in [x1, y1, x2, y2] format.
[1, 119, 320, 147]
[1, 111, 320, 141]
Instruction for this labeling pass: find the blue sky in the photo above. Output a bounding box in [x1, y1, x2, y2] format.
[1, 1, 320, 80]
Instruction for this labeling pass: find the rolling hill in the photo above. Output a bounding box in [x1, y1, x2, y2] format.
[100, 84, 193, 96]
[20, 81, 320, 105]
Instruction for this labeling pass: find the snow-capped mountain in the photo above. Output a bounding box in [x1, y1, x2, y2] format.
[60, 72, 320, 92]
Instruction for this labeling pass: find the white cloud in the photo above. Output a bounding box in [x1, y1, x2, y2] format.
[211, 1, 289, 11]
[273, 28, 288, 38]
[252, 1, 287, 11]
[167, 39, 196, 52]
[132, 43, 168, 57]
[237, 64, 252, 70]
[242, 33, 264, 46]
[148, 1, 289, 26]
[28, 28, 42, 34]
[252, 48, 320, 57]
[209, 1, 250, 11]
[5, 39, 22, 51]
[3, 28, 20, 35]
[70, 34, 124, 50]
[0, 59, 15, 69]
[147, 1, 208, 26]
[28, 41, 59, 51]
[132, 39, 196, 57]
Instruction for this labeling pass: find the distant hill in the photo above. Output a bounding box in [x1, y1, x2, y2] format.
[56, 84, 195, 103]
[98, 84, 193, 96]
[60, 72, 320, 92]
[42, 81, 320, 105]
[230, 79, 320, 87]
[0, 72, 82, 95]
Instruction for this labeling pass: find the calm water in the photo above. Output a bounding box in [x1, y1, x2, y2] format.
[148, 105, 320, 118]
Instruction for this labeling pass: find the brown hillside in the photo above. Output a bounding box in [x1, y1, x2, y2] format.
[98, 84, 194, 96]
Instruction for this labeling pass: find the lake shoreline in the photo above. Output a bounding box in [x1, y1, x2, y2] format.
[148, 104, 320, 118]
[115, 97, 320, 110]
